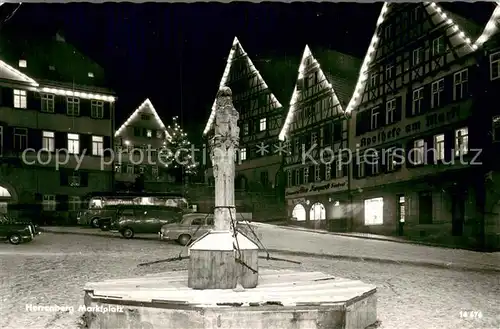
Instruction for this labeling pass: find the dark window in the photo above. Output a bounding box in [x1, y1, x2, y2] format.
[418, 191, 433, 224]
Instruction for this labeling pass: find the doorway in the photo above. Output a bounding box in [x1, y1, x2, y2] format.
[451, 193, 465, 236]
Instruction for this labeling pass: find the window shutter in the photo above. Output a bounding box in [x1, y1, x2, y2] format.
[444, 129, 454, 163]
[103, 102, 111, 120]
[379, 105, 386, 128]
[1, 87, 13, 107]
[54, 95, 65, 114]
[55, 131, 66, 150]
[80, 99, 91, 117]
[394, 96, 402, 122]
[59, 170, 68, 186]
[81, 171, 89, 187]
[443, 74, 454, 105]
[405, 91, 413, 118]
[80, 134, 91, 155]
[56, 194, 68, 211]
[27, 91, 40, 110]
[28, 128, 42, 150]
[103, 136, 112, 157]
[421, 84, 431, 113]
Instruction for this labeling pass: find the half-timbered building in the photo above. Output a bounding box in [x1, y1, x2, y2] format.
[279, 46, 361, 229]
[0, 31, 116, 222]
[473, 4, 500, 249]
[203, 37, 298, 218]
[114, 98, 171, 191]
[346, 3, 486, 247]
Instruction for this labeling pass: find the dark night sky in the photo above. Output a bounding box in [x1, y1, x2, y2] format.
[0, 2, 495, 137]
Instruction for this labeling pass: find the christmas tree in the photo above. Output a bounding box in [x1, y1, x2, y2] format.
[162, 116, 197, 182]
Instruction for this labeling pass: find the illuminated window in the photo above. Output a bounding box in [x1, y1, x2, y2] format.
[92, 136, 104, 156]
[303, 167, 309, 183]
[91, 100, 104, 118]
[292, 204, 306, 222]
[412, 88, 423, 115]
[364, 197, 383, 225]
[13, 89, 27, 109]
[453, 69, 468, 100]
[259, 118, 267, 131]
[240, 148, 247, 161]
[243, 122, 249, 135]
[115, 163, 122, 173]
[42, 195, 56, 211]
[67, 133, 80, 154]
[156, 130, 163, 139]
[146, 130, 152, 138]
[310, 203, 326, 221]
[432, 36, 445, 56]
[455, 127, 469, 157]
[66, 97, 80, 116]
[434, 134, 445, 161]
[88, 72, 94, 78]
[490, 52, 500, 81]
[412, 48, 423, 66]
[386, 148, 397, 172]
[18, 59, 27, 68]
[371, 107, 379, 130]
[42, 131, 55, 152]
[314, 164, 321, 182]
[386, 99, 396, 125]
[431, 79, 444, 108]
[413, 139, 425, 165]
[41, 94, 55, 113]
[325, 163, 331, 181]
[398, 195, 405, 223]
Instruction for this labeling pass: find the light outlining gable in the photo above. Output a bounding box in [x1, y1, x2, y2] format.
[474, 1, 500, 48]
[0, 59, 39, 86]
[202, 36, 282, 135]
[278, 45, 342, 141]
[345, 2, 478, 114]
[114, 98, 170, 138]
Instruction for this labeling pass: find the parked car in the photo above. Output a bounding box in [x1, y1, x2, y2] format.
[159, 213, 254, 246]
[77, 205, 122, 228]
[109, 206, 184, 239]
[0, 214, 40, 245]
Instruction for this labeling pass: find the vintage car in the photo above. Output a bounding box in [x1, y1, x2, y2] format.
[159, 213, 255, 246]
[0, 213, 40, 245]
[109, 206, 184, 239]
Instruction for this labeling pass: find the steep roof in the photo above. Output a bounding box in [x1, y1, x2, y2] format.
[0, 31, 111, 93]
[278, 46, 361, 141]
[203, 37, 292, 135]
[345, 3, 484, 114]
[474, 2, 500, 48]
[115, 98, 171, 138]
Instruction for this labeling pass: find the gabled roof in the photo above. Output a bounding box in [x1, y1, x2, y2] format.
[345, 2, 482, 114]
[279, 46, 361, 141]
[474, 2, 500, 48]
[202, 37, 284, 135]
[115, 98, 171, 138]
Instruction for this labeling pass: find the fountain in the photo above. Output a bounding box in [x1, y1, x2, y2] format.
[82, 87, 377, 329]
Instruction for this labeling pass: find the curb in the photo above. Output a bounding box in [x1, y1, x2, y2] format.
[39, 228, 159, 241]
[40, 227, 500, 274]
[265, 224, 485, 252]
[264, 249, 500, 274]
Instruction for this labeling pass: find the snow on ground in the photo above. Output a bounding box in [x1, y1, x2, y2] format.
[0, 233, 498, 329]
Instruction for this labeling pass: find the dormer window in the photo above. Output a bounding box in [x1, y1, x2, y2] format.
[18, 60, 27, 68]
[141, 114, 150, 121]
[88, 72, 94, 78]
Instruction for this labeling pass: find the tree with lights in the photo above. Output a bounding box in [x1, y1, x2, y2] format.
[162, 116, 197, 183]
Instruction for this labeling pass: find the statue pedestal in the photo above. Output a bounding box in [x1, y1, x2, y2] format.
[188, 231, 259, 289]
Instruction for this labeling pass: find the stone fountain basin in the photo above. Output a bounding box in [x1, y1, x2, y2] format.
[83, 269, 377, 329]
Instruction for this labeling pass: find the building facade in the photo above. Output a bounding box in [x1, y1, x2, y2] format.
[474, 4, 500, 249]
[203, 37, 298, 219]
[114, 98, 171, 191]
[0, 31, 116, 222]
[280, 46, 361, 230]
[339, 3, 487, 247]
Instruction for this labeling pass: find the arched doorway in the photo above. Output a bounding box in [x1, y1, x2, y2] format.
[292, 204, 306, 222]
[0, 185, 13, 214]
[310, 202, 326, 221]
